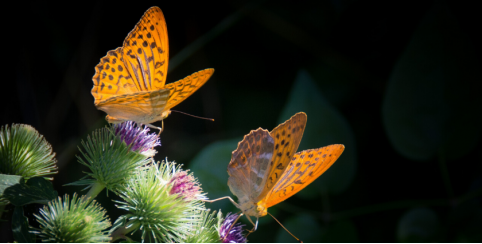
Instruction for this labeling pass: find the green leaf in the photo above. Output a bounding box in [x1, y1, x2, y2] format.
[12, 206, 35, 242]
[397, 207, 440, 242]
[382, 2, 482, 161]
[278, 70, 356, 194]
[4, 177, 57, 206]
[190, 139, 241, 212]
[0, 173, 22, 196]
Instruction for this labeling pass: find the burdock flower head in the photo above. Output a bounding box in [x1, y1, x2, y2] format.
[219, 212, 247, 243]
[111, 160, 206, 242]
[168, 170, 202, 201]
[114, 121, 161, 157]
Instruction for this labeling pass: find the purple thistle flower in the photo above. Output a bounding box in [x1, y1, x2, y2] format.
[114, 121, 160, 156]
[219, 213, 247, 243]
[168, 171, 201, 201]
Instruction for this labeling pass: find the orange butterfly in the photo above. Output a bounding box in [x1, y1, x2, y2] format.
[206, 112, 344, 238]
[91, 6, 214, 131]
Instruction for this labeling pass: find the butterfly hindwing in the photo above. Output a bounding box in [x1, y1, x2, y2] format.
[164, 68, 214, 111]
[265, 144, 345, 208]
[122, 6, 169, 91]
[96, 89, 169, 122]
[228, 129, 275, 205]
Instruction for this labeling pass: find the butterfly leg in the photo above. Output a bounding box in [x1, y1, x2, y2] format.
[145, 121, 163, 135]
[244, 217, 258, 239]
[160, 119, 164, 134]
[202, 196, 241, 209]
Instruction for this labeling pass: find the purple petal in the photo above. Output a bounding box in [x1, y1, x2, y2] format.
[114, 121, 161, 153]
[219, 213, 247, 243]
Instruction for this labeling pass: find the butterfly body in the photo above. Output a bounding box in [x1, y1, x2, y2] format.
[91, 7, 214, 129]
[225, 112, 345, 222]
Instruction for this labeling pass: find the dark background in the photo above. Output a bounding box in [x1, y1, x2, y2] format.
[2, 0, 482, 242]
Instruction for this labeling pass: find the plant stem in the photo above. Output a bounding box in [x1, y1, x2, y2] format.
[85, 181, 105, 202]
[111, 221, 140, 242]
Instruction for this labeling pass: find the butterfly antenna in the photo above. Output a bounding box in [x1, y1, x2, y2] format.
[267, 212, 302, 243]
[170, 110, 214, 121]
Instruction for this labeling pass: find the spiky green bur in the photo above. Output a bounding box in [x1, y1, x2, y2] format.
[112, 161, 206, 242]
[184, 210, 223, 243]
[33, 193, 111, 243]
[0, 124, 57, 179]
[73, 126, 150, 194]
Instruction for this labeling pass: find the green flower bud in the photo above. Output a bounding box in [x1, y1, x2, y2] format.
[1, 124, 57, 206]
[33, 193, 111, 242]
[0, 124, 57, 179]
[71, 126, 151, 195]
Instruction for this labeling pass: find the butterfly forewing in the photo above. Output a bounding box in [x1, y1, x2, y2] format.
[122, 6, 169, 91]
[228, 129, 275, 205]
[91, 6, 213, 127]
[257, 112, 307, 200]
[92, 48, 140, 104]
[165, 68, 214, 110]
[265, 144, 345, 208]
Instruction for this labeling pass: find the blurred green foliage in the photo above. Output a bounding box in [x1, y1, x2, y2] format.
[397, 207, 440, 242]
[2, 0, 482, 242]
[278, 70, 356, 195]
[383, 2, 482, 162]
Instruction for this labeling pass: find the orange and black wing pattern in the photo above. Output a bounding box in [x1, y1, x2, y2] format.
[265, 144, 344, 207]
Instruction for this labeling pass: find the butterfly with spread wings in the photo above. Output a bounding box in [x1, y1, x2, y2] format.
[91, 6, 214, 131]
[205, 112, 344, 239]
